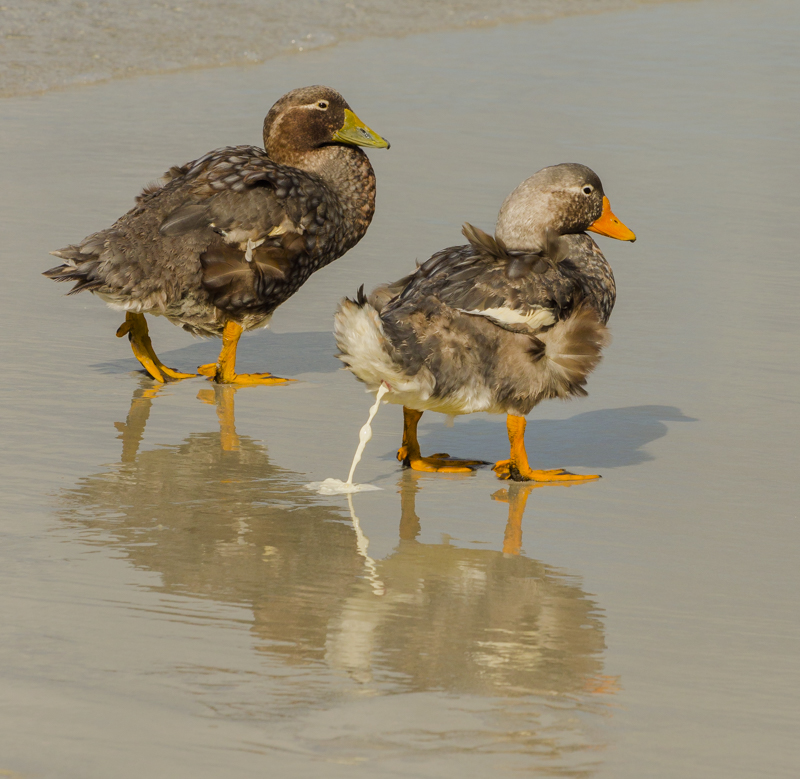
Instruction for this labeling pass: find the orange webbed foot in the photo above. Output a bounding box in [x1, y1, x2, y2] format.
[201, 320, 296, 386]
[399, 448, 488, 473]
[198, 362, 294, 386]
[212, 371, 294, 387]
[493, 460, 600, 483]
[397, 406, 488, 473]
[156, 364, 197, 380]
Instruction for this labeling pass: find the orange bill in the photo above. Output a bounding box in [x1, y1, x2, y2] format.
[587, 196, 636, 242]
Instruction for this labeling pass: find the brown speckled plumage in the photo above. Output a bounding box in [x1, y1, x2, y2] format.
[45, 86, 385, 339]
[335, 164, 626, 418]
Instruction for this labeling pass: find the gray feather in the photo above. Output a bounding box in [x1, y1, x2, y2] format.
[159, 204, 211, 236]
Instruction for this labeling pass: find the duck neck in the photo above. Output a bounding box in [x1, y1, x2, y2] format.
[562, 234, 617, 323]
[295, 145, 377, 251]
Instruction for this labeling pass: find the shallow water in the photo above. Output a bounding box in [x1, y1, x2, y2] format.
[1, 0, 799, 776]
[2, 0, 677, 97]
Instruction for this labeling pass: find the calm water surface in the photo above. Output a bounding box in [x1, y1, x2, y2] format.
[1, 0, 798, 776]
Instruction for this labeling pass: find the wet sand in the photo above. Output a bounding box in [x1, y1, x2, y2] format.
[1, 0, 799, 776]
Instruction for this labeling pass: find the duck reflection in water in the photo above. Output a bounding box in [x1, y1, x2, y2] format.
[328, 470, 618, 700]
[91, 380, 365, 635]
[58, 383, 617, 769]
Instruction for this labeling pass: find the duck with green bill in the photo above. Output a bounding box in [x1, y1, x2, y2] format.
[46, 85, 389, 386]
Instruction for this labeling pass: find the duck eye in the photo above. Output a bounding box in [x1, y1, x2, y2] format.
[317, 100, 329, 110]
[582, 186, 593, 195]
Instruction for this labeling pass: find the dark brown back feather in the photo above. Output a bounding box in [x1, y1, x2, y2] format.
[200, 234, 303, 312]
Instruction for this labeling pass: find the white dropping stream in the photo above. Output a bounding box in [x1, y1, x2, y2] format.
[305, 385, 389, 596]
[305, 383, 389, 495]
[345, 493, 385, 596]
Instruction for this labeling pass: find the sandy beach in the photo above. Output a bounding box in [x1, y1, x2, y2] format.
[1, 0, 798, 776]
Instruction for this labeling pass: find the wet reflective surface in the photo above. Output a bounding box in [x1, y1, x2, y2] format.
[52, 385, 614, 773]
[2, 0, 799, 776]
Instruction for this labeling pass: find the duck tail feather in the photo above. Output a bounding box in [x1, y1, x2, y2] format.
[42, 263, 72, 280]
[48, 248, 77, 263]
[334, 297, 399, 390]
[345, 284, 369, 307]
[347, 274, 414, 313]
[65, 278, 106, 295]
[43, 247, 105, 294]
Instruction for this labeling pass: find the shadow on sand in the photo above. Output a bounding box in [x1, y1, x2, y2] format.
[395, 404, 697, 471]
[93, 329, 340, 377]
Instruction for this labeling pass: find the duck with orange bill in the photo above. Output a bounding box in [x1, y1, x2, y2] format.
[334, 163, 635, 482]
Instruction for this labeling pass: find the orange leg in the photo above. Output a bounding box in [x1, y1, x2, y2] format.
[398, 471, 423, 541]
[197, 386, 240, 451]
[492, 485, 535, 556]
[492, 414, 600, 482]
[396, 407, 487, 473]
[116, 312, 196, 382]
[114, 382, 165, 462]
[197, 320, 293, 386]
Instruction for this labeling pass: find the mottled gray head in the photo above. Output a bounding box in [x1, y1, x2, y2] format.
[262, 85, 389, 165]
[495, 163, 608, 250]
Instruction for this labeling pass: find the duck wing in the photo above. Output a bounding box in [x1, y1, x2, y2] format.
[385, 225, 581, 336]
[157, 146, 334, 315]
[46, 146, 335, 317]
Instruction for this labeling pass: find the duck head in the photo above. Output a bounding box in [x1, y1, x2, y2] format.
[495, 163, 635, 250]
[263, 85, 389, 166]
